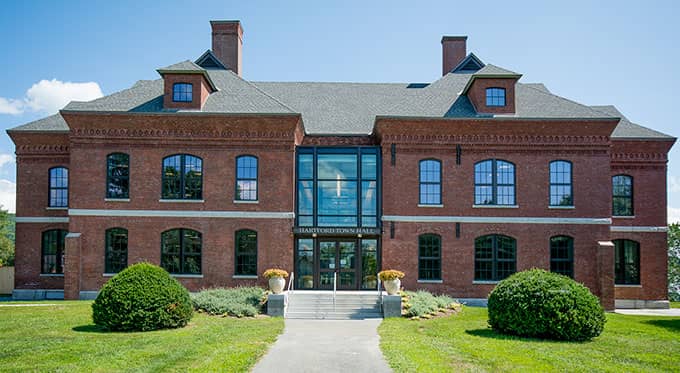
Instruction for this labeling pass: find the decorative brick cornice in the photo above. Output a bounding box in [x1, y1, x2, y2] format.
[611, 152, 668, 162]
[380, 133, 610, 146]
[71, 128, 294, 140]
[15, 144, 70, 156]
[302, 136, 375, 146]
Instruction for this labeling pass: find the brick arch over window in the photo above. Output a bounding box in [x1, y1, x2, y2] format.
[474, 234, 516, 281]
[160, 228, 202, 275]
[162, 154, 203, 200]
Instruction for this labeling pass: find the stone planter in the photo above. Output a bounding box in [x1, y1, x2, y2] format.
[384, 278, 401, 295]
[269, 277, 286, 294]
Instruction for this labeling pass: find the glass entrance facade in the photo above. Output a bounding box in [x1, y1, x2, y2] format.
[294, 147, 381, 289]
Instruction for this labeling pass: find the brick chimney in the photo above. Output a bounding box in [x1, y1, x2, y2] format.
[441, 36, 467, 75]
[211, 20, 243, 76]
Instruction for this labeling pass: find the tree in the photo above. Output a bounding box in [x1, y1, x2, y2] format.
[668, 223, 680, 301]
[0, 208, 14, 267]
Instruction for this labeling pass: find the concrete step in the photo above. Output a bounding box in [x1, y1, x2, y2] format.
[288, 307, 381, 313]
[286, 311, 383, 320]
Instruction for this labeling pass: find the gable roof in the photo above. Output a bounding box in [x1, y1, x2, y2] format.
[195, 50, 227, 70]
[156, 60, 218, 91]
[451, 53, 485, 73]
[7, 113, 69, 132]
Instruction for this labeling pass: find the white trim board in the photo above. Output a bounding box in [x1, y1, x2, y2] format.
[15, 217, 69, 223]
[382, 215, 611, 225]
[610, 226, 668, 233]
[68, 209, 295, 219]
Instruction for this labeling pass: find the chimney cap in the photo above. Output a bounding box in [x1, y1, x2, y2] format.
[441, 36, 467, 43]
[210, 20, 244, 33]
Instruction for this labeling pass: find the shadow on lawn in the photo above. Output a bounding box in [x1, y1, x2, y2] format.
[465, 328, 588, 344]
[643, 319, 680, 333]
[72, 324, 109, 333]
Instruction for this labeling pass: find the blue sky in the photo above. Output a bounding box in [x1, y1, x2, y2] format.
[1, 0, 679, 217]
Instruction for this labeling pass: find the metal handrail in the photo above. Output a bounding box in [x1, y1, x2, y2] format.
[377, 278, 383, 310]
[287, 272, 295, 294]
[333, 272, 337, 305]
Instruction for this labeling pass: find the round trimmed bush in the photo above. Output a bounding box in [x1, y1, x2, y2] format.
[488, 269, 606, 341]
[92, 262, 193, 331]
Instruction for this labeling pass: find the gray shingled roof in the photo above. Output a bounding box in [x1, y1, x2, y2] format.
[8, 55, 672, 139]
[591, 105, 674, 139]
[8, 113, 69, 132]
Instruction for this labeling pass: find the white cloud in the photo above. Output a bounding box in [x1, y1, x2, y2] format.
[0, 179, 15, 213]
[0, 154, 14, 169]
[0, 79, 103, 115]
[668, 206, 680, 224]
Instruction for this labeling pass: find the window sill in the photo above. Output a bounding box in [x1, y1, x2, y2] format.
[171, 274, 204, 278]
[549, 205, 575, 209]
[46, 207, 68, 210]
[103, 273, 118, 277]
[472, 280, 499, 285]
[615, 284, 642, 288]
[234, 200, 259, 204]
[40, 274, 64, 277]
[417, 279, 443, 284]
[233, 275, 258, 279]
[417, 204, 443, 208]
[105, 198, 130, 202]
[472, 205, 518, 209]
[159, 199, 205, 203]
[612, 216, 635, 219]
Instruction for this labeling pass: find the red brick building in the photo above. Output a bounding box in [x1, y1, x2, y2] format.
[8, 20, 675, 309]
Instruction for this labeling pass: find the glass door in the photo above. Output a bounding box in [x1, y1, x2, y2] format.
[318, 240, 358, 290]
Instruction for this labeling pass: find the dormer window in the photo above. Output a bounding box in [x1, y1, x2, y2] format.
[173, 83, 193, 102]
[486, 88, 506, 107]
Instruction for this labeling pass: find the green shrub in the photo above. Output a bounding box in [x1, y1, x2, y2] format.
[488, 269, 606, 341]
[191, 287, 266, 317]
[92, 263, 193, 332]
[403, 290, 459, 317]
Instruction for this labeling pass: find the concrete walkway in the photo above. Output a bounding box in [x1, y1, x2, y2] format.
[615, 308, 680, 316]
[252, 319, 392, 373]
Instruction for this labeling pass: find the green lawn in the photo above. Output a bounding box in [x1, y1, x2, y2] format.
[0, 301, 283, 372]
[379, 307, 680, 372]
[671, 301, 679, 308]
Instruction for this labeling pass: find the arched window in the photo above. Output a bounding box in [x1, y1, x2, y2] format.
[486, 87, 506, 107]
[107, 153, 129, 199]
[105, 228, 128, 273]
[161, 228, 202, 274]
[474, 234, 516, 281]
[235, 229, 257, 276]
[42, 229, 67, 274]
[419, 159, 441, 205]
[550, 235, 573, 278]
[612, 175, 633, 216]
[235, 155, 258, 201]
[172, 83, 193, 102]
[162, 154, 203, 200]
[613, 239, 640, 285]
[418, 234, 441, 280]
[549, 160, 572, 206]
[474, 159, 515, 205]
[48, 167, 68, 207]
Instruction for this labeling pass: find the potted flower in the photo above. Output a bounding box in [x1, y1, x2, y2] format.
[378, 270, 405, 295]
[301, 275, 314, 288]
[263, 269, 289, 294]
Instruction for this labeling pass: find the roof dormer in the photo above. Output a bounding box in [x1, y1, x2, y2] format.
[461, 65, 522, 115]
[157, 61, 217, 110]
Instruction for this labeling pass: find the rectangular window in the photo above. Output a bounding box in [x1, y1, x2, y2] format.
[172, 83, 193, 102]
[49, 167, 68, 207]
[550, 161, 573, 206]
[236, 156, 258, 201]
[486, 88, 506, 107]
[419, 160, 441, 205]
[107, 153, 129, 199]
[612, 175, 633, 216]
[105, 228, 128, 273]
[235, 230, 257, 276]
[418, 234, 441, 280]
